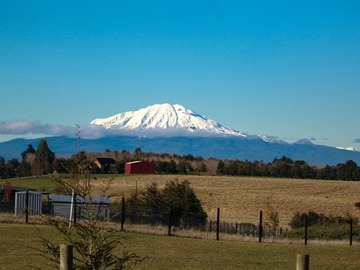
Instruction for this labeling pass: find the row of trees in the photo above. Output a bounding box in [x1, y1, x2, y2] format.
[0, 140, 55, 179]
[216, 156, 360, 181]
[1, 140, 360, 181]
[153, 160, 207, 174]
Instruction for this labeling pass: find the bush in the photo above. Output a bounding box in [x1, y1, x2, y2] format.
[286, 211, 359, 241]
[283, 224, 360, 241]
[126, 180, 207, 228]
[289, 211, 357, 229]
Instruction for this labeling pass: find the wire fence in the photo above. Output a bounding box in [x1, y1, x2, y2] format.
[109, 200, 359, 244]
[1, 198, 359, 245]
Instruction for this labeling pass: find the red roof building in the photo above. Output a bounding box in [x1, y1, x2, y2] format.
[125, 161, 155, 174]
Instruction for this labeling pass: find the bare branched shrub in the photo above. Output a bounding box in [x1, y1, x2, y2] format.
[34, 128, 142, 269]
[263, 196, 280, 242]
[2, 181, 12, 202]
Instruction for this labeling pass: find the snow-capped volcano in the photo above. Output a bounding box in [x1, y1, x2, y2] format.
[3, 104, 360, 165]
[91, 103, 247, 137]
[89, 104, 323, 146]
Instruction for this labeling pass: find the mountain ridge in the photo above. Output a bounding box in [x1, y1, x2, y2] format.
[1, 103, 359, 165]
[1, 135, 360, 166]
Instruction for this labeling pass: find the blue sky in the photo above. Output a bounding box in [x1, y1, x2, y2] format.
[1, 1, 359, 149]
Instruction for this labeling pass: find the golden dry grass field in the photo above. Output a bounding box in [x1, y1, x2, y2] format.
[91, 174, 360, 227]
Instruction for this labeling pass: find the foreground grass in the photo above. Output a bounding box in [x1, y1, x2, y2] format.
[0, 223, 360, 270]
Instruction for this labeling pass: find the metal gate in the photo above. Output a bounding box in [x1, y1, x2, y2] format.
[15, 191, 42, 216]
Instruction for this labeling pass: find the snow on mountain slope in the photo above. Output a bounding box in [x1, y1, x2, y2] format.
[336, 146, 359, 152]
[293, 138, 314, 145]
[91, 103, 247, 137]
[90, 103, 319, 145]
[258, 134, 288, 144]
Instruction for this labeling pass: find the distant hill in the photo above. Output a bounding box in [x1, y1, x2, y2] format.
[1, 135, 360, 166]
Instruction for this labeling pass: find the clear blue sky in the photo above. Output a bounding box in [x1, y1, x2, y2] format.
[1, 1, 359, 149]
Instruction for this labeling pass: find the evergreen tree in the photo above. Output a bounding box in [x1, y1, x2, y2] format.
[344, 160, 359, 180]
[127, 180, 207, 227]
[32, 139, 55, 175]
[216, 160, 225, 175]
[21, 144, 35, 160]
[166, 160, 178, 174]
[17, 144, 36, 177]
[177, 160, 193, 174]
[162, 180, 207, 227]
[195, 162, 207, 173]
[0, 156, 4, 165]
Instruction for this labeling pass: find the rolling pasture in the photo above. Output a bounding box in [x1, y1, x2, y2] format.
[2, 174, 360, 227]
[1, 175, 360, 269]
[91, 174, 360, 227]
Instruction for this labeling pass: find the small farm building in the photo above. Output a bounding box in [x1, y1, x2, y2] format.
[0, 185, 37, 213]
[125, 161, 155, 174]
[49, 194, 111, 220]
[93, 157, 116, 173]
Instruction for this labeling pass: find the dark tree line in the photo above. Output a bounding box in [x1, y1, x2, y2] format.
[0, 140, 54, 178]
[1, 140, 360, 181]
[216, 156, 360, 181]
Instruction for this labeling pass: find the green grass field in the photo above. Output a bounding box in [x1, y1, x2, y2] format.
[0, 176, 56, 192]
[0, 223, 359, 270]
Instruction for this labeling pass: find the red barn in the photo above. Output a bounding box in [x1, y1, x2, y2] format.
[125, 161, 155, 174]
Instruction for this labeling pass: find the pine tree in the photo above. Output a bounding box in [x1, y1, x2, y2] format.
[32, 139, 55, 175]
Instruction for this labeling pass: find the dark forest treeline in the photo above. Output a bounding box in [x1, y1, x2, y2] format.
[216, 156, 360, 181]
[1, 140, 360, 181]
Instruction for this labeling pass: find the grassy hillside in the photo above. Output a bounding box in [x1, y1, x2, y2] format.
[90, 174, 360, 227]
[0, 176, 55, 191]
[2, 174, 360, 227]
[0, 223, 360, 270]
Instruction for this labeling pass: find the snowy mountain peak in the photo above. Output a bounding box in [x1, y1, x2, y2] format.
[258, 134, 288, 145]
[90, 103, 247, 137]
[293, 138, 314, 145]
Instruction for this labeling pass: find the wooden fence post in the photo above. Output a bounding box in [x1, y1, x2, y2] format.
[216, 208, 220, 240]
[121, 197, 125, 231]
[73, 193, 77, 224]
[25, 190, 29, 224]
[296, 254, 310, 270]
[259, 210, 263, 243]
[60, 244, 73, 270]
[168, 206, 172, 236]
[304, 215, 308, 245]
[350, 218, 353, 246]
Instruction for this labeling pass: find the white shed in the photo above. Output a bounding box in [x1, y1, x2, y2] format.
[49, 194, 111, 220]
[15, 191, 42, 216]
